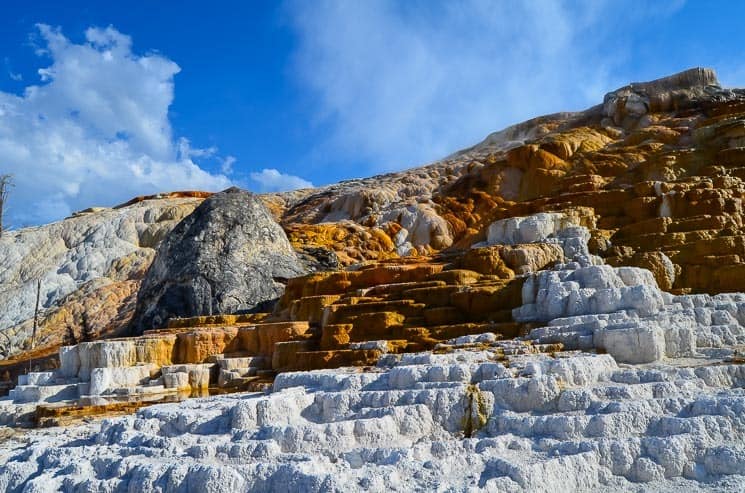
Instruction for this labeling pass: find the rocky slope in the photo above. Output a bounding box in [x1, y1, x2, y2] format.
[4, 67, 745, 363]
[0, 193, 208, 358]
[270, 67, 745, 298]
[3, 67, 745, 491]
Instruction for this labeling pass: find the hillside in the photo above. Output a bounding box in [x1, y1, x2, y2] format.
[2, 68, 745, 491]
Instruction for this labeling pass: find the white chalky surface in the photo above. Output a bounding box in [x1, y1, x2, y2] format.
[0, 197, 201, 356]
[3, 345, 745, 492]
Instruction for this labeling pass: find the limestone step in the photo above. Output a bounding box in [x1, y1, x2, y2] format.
[289, 295, 342, 324]
[18, 371, 56, 386]
[617, 230, 722, 251]
[88, 365, 157, 396]
[449, 280, 524, 317]
[293, 349, 382, 371]
[218, 372, 262, 388]
[362, 280, 446, 297]
[336, 296, 386, 305]
[401, 285, 462, 306]
[255, 322, 312, 355]
[132, 385, 171, 396]
[347, 340, 408, 353]
[10, 383, 79, 404]
[352, 263, 447, 288]
[426, 269, 483, 285]
[427, 322, 524, 341]
[171, 326, 241, 364]
[161, 364, 215, 389]
[285, 263, 447, 299]
[324, 300, 425, 325]
[213, 355, 269, 371]
[272, 340, 319, 371]
[166, 313, 269, 329]
[423, 306, 466, 326]
[320, 324, 354, 350]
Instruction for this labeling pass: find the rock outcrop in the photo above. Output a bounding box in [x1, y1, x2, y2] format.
[0, 194, 205, 358]
[252, 67, 745, 303]
[130, 188, 307, 333]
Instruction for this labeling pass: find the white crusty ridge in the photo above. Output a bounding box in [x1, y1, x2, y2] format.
[2, 344, 745, 492]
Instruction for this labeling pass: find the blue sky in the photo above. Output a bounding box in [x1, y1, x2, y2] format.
[1, 0, 744, 226]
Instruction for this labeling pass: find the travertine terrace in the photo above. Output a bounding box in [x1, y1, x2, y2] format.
[4, 68, 745, 491]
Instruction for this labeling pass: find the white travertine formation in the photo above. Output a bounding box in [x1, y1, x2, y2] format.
[0, 197, 202, 356]
[515, 260, 745, 364]
[487, 212, 580, 246]
[380, 202, 453, 251]
[3, 346, 745, 492]
[515, 264, 666, 323]
[88, 364, 155, 396]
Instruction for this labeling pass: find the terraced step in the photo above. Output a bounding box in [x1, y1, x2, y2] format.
[423, 306, 466, 325]
[402, 285, 462, 306]
[449, 280, 525, 317]
[218, 372, 262, 388]
[9, 383, 79, 404]
[283, 263, 448, 299]
[289, 295, 342, 324]
[238, 322, 313, 356]
[212, 355, 269, 370]
[293, 349, 382, 371]
[616, 230, 721, 250]
[362, 280, 446, 297]
[166, 313, 269, 329]
[427, 322, 524, 341]
[324, 300, 425, 325]
[427, 269, 484, 285]
[272, 340, 320, 370]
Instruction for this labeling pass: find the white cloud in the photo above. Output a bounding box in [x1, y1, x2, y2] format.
[249, 168, 313, 192]
[286, 0, 686, 173]
[220, 155, 237, 175]
[0, 24, 233, 227]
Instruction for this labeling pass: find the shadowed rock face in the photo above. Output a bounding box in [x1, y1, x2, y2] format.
[130, 188, 306, 332]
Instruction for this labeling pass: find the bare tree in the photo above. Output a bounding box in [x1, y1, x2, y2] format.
[27, 279, 41, 374]
[0, 174, 13, 237]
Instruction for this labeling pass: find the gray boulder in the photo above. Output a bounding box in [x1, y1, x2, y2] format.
[130, 187, 306, 332]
